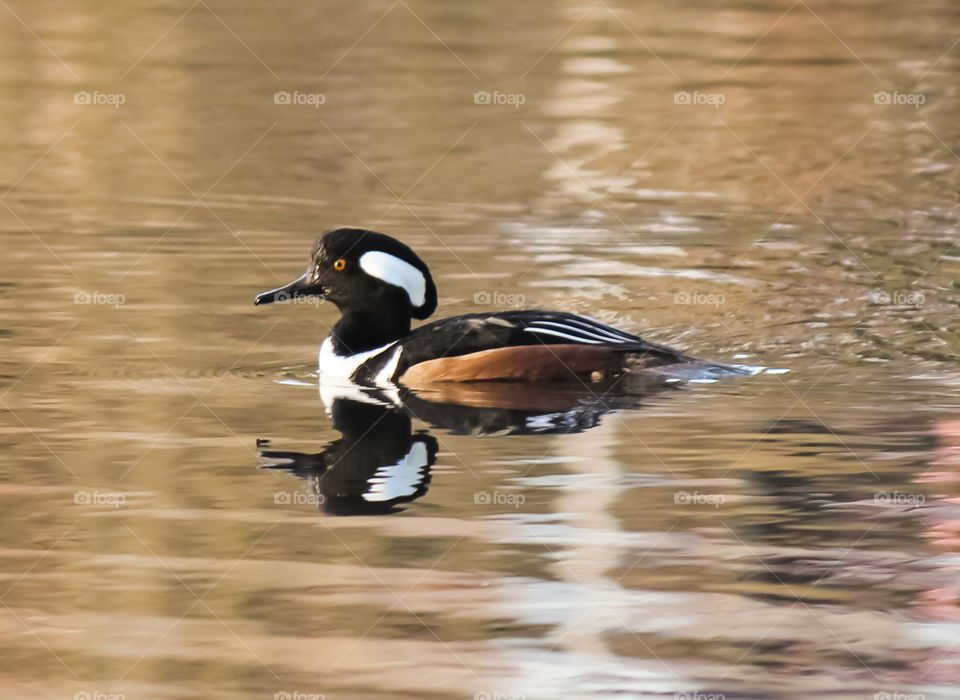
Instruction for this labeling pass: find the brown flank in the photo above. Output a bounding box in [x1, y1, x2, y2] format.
[399, 344, 624, 386]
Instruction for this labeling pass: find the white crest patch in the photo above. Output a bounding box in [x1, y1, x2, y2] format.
[359, 251, 426, 307]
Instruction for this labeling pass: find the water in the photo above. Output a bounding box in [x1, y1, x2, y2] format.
[1, 0, 959, 697]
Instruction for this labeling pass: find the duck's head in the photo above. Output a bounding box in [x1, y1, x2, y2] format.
[255, 228, 438, 324]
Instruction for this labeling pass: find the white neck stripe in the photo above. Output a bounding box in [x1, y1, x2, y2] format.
[320, 337, 396, 379]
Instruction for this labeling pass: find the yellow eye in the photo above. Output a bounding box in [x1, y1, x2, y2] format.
[333, 258, 346, 271]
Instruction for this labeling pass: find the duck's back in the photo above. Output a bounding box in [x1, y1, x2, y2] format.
[347, 310, 748, 386]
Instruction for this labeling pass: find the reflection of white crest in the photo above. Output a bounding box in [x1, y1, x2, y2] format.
[363, 442, 429, 502]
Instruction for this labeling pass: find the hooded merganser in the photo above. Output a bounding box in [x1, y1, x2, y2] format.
[255, 227, 750, 387]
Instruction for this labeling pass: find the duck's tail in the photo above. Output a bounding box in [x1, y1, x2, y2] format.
[624, 357, 786, 389]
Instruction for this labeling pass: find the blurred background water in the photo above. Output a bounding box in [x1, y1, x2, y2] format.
[1, 0, 959, 698]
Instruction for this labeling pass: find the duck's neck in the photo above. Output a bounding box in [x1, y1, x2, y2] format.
[329, 306, 411, 356]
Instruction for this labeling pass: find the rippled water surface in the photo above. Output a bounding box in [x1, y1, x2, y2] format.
[2, 0, 960, 698]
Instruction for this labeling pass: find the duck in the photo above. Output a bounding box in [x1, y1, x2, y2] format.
[255, 227, 751, 388]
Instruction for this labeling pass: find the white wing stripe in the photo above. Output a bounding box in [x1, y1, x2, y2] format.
[522, 326, 604, 344]
[526, 321, 631, 344]
[563, 317, 638, 342]
[529, 322, 619, 343]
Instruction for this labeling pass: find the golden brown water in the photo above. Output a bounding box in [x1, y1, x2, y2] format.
[2, 0, 960, 698]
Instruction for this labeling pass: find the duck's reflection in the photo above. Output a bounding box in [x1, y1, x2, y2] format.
[260, 380, 657, 515]
[262, 394, 438, 515]
[400, 381, 651, 436]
